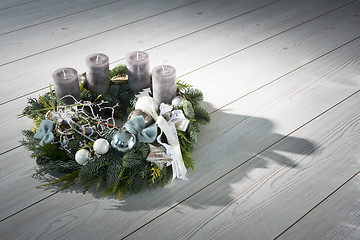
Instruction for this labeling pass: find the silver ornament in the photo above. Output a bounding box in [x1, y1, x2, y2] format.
[171, 96, 185, 107]
[75, 149, 90, 165]
[111, 129, 136, 152]
[93, 138, 110, 155]
[128, 109, 153, 127]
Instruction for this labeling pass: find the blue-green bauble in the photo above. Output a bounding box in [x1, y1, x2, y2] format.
[111, 129, 136, 152]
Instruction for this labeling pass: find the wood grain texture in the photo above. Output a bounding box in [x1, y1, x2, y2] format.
[1, 0, 358, 154]
[0, 0, 359, 221]
[0, 0, 122, 35]
[0, 0, 196, 65]
[277, 174, 360, 240]
[0, 0, 278, 104]
[1, 0, 359, 239]
[1, 26, 359, 240]
[0, 0, 39, 11]
[131, 102, 360, 239]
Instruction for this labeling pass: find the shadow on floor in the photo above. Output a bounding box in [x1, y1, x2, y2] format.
[48, 101, 319, 210]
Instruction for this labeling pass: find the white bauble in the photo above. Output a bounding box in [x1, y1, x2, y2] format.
[75, 149, 90, 165]
[93, 138, 110, 155]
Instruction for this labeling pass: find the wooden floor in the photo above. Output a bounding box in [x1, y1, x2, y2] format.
[0, 0, 359, 239]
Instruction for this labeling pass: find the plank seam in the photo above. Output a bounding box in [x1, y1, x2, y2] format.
[110, 0, 282, 65]
[0, 0, 281, 105]
[1, 34, 358, 223]
[1, 0, 355, 106]
[0, 144, 22, 156]
[0, 0, 358, 225]
[120, 89, 360, 239]
[0, 85, 49, 106]
[1, 26, 359, 225]
[210, 35, 360, 114]
[0, 0, 124, 36]
[178, 0, 358, 79]
[1, 65, 359, 227]
[0, 190, 62, 223]
[0, 0, 201, 67]
[0, 0, 40, 11]
[273, 170, 360, 239]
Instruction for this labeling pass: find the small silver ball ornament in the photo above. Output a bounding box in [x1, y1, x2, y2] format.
[93, 138, 109, 155]
[111, 129, 136, 152]
[171, 96, 185, 107]
[128, 109, 153, 127]
[75, 149, 91, 165]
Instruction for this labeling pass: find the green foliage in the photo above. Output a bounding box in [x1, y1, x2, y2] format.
[20, 66, 211, 199]
[193, 104, 211, 125]
[111, 169, 129, 199]
[181, 148, 195, 170]
[183, 100, 195, 119]
[19, 91, 55, 120]
[150, 163, 161, 184]
[75, 154, 109, 191]
[30, 143, 68, 162]
[180, 87, 203, 105]
[109, 65, 127, 77]
[106, 158, 123, 189]
[21, 130, 40, 150]
[150, 164, 170, 187]
[37, 170, 79, 190]
[176, 80, 193, 91]
[177, 130, 194, 169]
[127, 162, 151, 194]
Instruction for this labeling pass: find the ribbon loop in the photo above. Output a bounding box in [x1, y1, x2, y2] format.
[34, 120, 55, 145]
[159, 103, 190, 132]
[135, 96, 189, 180]
[124, 115, 157, 143]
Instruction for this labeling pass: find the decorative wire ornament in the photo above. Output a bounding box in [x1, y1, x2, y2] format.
[52, 95, 119, 153]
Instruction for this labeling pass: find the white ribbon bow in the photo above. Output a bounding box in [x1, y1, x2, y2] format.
[135, 96, 189, 180]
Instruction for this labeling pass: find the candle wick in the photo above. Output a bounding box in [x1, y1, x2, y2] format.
[162, 65, 165, 74]
[96, 54, 99, 64]
[62, 70, 66, 78]
[136, 51, 139, 61]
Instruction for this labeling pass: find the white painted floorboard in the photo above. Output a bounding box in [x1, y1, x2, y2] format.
[0, 0, 359, 239]
[278, 174, 360, 240]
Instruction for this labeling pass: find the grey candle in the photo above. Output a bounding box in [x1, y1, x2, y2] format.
[86, 53, 110, 94]
[126, 51, 150, 91]
[52, 67, 80, 104]
[152, 65, 177, 104]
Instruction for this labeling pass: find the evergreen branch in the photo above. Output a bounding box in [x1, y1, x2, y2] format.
[36, 170, 79, 190]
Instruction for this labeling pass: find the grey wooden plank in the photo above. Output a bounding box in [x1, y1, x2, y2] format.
[0, 0, 359, 221]
[0, 0, 350, 104]
[0, 0, 122, 35]
[277, 174, 360, 240]
[0, 26, 359, 240]
[0, 0, 197, 65]
[127, 54, 360, 240]
[0, 0, 39, 11]
[0, 0, 281, 220]
[1, 0, 358, 154]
